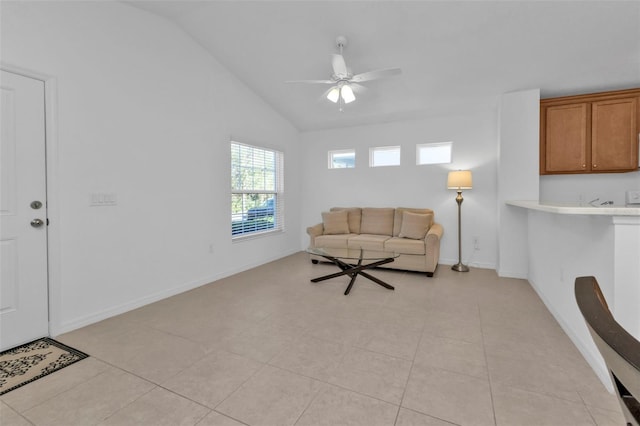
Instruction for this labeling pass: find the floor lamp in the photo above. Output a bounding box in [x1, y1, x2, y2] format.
[447, 170, 473, 272]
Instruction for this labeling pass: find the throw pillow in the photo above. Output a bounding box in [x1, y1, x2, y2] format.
[322, 210, 350, 235]
[398, 211, 432, 240]
[330, 207, 362, 234]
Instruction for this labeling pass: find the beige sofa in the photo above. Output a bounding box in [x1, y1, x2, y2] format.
[306, 207, 443, 277]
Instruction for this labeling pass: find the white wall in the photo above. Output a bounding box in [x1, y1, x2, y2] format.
[541, 172, 640, 206]
[612, 217, 640, 338]
[497, 89, 540, 278]
[526, 210, 614, 390]
[299, 106, 499, 269]
[1, 1, 301, 334]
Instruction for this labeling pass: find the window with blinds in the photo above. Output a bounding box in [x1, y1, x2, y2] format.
[231, 142, 284, 238]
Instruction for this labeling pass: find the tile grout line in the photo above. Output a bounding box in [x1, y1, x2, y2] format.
[477, 296, 499, 426]
[393, 297, 437, 425]
[392, 297, 462, 426]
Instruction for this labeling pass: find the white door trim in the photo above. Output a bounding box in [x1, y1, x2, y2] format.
[1, 63, 62, 338]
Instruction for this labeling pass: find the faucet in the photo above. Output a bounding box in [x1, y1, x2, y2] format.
[588, 198, 614, 206]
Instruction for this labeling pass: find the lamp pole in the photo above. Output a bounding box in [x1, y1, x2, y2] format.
[452, 190, 469, 272]
[447, 169, 472, 273]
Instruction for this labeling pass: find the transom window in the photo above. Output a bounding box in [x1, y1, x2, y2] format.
[328, 149, 356, 169]
[370, 146, 401, 167]
[231, 142, 284, 238]
[417, 142, 453, 165]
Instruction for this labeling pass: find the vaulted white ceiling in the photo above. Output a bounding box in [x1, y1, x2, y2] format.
[127, 1, 640, 131]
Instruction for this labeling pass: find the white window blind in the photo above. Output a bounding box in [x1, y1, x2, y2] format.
[231, 142, 284, 238]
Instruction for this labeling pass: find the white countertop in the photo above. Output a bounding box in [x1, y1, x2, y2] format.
[506, 200, 640, 216]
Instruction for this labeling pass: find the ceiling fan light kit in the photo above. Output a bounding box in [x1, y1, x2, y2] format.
[327, 87, 340, 103]
[340, 85, 355, 103]
[287, 35, 401, 111]
[327, 83, 355, 107]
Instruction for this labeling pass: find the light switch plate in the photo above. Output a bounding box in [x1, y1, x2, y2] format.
[90, 192, 117, 206]
[626, 190, 640, 205]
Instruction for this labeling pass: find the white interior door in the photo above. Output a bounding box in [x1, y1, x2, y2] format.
[1, 70, 48, 350]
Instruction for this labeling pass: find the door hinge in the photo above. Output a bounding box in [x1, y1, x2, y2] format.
[46, 218, 50, 226]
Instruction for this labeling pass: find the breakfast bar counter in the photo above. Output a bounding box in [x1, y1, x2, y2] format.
[506, 200, 640, 216]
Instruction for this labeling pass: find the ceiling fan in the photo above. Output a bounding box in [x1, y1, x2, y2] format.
[286, 36, 402, 111]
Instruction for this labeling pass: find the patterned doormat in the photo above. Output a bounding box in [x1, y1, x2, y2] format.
[0, 337, 89, 395]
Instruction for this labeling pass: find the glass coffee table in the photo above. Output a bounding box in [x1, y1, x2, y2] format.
[306, 247, 399, 295]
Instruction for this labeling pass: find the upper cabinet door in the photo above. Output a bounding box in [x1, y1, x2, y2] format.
[540, 88, 640, 175]
[591, 98, 638, 172]
[542, 103, 589, 173]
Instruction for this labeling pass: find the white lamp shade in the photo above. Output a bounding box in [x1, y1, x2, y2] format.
[447, 170, 473, 190]
[341, 85, 356, 103]
[327, 87, 340, 103]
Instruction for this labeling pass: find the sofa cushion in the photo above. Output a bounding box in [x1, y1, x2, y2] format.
[393, 208, 434, 236]
[330, 207, 362, 234]
[360, 208, 395, 236]
[347, 234, 390, 251]
[322, 210, 350, 235]
[398, 211, 432, 240]
[385, 237, 426, 255]
[315, 234, 357, 249]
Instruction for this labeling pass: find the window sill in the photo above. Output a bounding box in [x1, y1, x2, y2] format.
[232, 229, 284, 242]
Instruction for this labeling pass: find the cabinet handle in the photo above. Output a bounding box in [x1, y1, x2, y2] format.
[593, 164, 597, 168]
[582, 164, 586, 168]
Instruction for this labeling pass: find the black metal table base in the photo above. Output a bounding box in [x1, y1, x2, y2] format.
[311, 255, 395, 295]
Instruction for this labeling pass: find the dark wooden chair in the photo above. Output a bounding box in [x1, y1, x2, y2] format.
[575, 276, 640, 426]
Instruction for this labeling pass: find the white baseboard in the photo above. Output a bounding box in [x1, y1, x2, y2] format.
[439, 257, 496, 271]
[497, 269, 528, 279]
[528, 277, 613, 393]
[51, 248, 300, 336]
[468, 261, 497, 270]
[52, 275, 218, 336]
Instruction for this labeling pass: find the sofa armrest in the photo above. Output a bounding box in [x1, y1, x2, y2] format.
[306, 223, 324, 248]
[424, 223, 443, 274]
[307, 223, 324, 237]
[425, 223, 443, 244]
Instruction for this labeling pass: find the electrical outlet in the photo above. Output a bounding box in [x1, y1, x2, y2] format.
[473, 237, 480, 250]
[626, 190, 640, 205]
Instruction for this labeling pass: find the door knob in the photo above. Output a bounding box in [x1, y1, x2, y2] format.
[30, 219, 44, 228]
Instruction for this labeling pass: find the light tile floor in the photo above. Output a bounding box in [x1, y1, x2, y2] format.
[0, 252, 626, 425]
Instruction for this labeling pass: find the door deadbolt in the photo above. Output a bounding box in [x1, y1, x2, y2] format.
[30, 218, 44, 228]
[31, 201, 43, 209]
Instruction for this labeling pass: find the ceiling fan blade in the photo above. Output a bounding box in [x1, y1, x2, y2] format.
[350, 82, 368, 94]
[285, 79, 335, 84]
[332, 54, 348, 77]
[351, 67, 402, 83]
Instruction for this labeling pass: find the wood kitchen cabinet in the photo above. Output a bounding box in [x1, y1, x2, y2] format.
[540, 88, 640, 175]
